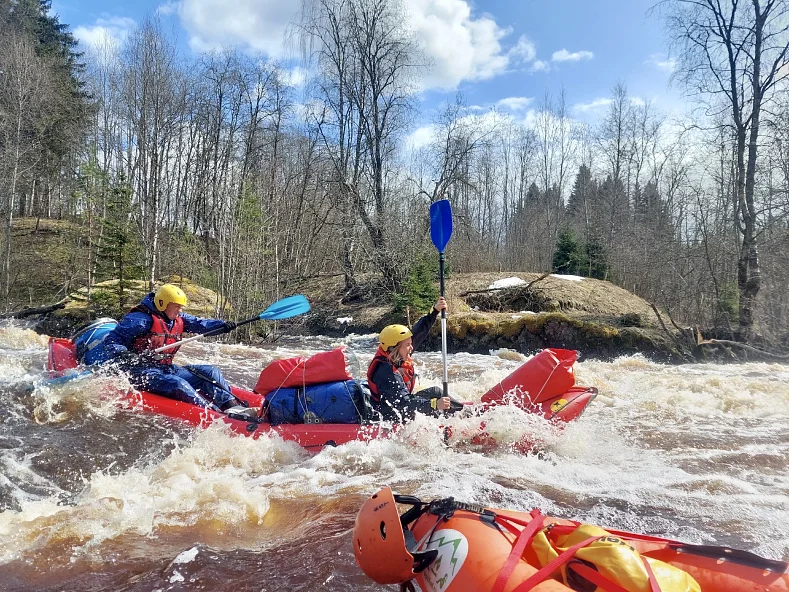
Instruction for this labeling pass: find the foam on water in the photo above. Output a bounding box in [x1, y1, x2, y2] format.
[1, 325, 788, 577]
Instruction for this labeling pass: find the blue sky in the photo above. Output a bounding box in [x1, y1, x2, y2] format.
[51, 0, 684, 128]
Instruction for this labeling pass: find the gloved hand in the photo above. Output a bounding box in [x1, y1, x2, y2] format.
[222, 321, 237, 334]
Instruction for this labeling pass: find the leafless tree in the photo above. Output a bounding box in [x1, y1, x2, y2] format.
[0, 31, 52, 308]
[660, 0, 789, 336]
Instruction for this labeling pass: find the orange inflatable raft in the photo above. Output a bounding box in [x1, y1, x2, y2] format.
[353, 487, 789, 592]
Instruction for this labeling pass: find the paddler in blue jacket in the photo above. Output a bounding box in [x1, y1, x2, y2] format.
[102, 283, 248, 413]
[367, 297, 456, 422]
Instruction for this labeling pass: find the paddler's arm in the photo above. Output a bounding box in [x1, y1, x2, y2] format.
[180, 312, 235, 334]
[371, 365, 449, 419]
[410, 297, 446, 351]
[102, 313, 152, 359]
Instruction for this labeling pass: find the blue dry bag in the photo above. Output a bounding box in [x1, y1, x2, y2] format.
[72, 318, 118, 365]
[264, 380, 371, 424]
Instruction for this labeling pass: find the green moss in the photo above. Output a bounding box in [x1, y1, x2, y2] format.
[498, 316, 530, 338]
[581, 322, 620, 339]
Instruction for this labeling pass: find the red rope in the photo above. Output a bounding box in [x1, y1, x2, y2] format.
[491, 510, 546, 592]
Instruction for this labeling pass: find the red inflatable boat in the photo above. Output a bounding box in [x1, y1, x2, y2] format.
[354, 487, 789, 592]
[47, 337, 597, 453]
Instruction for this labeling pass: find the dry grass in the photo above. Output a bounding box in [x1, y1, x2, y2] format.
[446, 272, 662, 328]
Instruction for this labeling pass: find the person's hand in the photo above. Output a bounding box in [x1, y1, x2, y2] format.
[433, 396, 451, 411]
[222, 321, 237, 334]
[434, 297, 447, 313]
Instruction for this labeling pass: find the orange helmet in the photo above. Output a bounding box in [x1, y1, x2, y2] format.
[353, 487, 437, 584]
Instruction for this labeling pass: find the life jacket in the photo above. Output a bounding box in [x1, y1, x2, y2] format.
[366, 346, 416, 403]
[130, 306, 184, 364]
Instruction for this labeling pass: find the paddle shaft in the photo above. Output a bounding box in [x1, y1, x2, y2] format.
[152, 294, 310, 354]
[439, 251, 449, 398]
[429, 199, 453, 401]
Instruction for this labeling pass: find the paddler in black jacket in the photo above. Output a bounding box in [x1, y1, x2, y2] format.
[366, 297, 455, 422]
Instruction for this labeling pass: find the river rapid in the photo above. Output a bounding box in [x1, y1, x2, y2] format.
[0, 323, 788, 591]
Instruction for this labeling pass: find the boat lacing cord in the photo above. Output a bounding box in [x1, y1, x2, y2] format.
[261, 362, 304, 418]
[492, 519, 663, 592]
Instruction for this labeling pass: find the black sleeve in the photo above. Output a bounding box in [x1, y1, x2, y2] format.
[410, 308, 439, 351]
[371, 364, 439, 421]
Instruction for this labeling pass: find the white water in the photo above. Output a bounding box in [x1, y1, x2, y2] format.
[0, 324, 787, 589]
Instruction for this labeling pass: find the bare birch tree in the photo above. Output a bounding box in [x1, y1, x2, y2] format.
[0, 31, 51, 308]
[660, 0, 789, 336]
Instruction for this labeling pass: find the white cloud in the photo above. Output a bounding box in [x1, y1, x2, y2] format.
[73, 16, 136, 49]
[508, 34, 536, 64]
[573, 98, 613, 113]
[552, 49, 594, 62]
[630, 96, 646, 107]
[496, 96, 533, 112]
[179, 0, 298, 56]
[530, 59, 550, 73]
[406, 0, 511, 89]
[176, 0, 527, 90]
[646, 53, 676, 73]
[284, 66, 307, 88]
[157, 1, 180, 15]
[406, 124, 437, 150]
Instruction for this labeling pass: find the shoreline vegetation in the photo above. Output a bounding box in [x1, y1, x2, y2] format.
[3, 220, 783, 364]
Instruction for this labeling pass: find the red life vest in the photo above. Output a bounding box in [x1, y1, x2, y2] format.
[130, 307, 184, 364]
[366, 346, 416, 401]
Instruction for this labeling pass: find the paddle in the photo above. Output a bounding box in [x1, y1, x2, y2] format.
[182, 365, 262, 420]
[153, 294, 310, 353]
[430, 199, 453, 400]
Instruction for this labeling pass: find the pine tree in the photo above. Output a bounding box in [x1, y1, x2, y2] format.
[553, 229, 585, 275]
[392, 251, 442, 315]
[585, 232, 610, 280]
[94, 176, 144, 311]
[567, 164, 595, 222]
[7, 0, 87, 178]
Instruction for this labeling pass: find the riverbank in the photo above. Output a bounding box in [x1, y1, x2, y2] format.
[291, 272, 692, 362]
[27, 271, 693, 362]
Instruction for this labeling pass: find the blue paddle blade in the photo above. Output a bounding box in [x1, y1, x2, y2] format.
[258, 295, 310, 320]
[430, 199, 453, 252]
[42, 369, 95, 389]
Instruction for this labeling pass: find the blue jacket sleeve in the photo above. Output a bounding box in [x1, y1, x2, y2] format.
[180, 312, 228, 334]
[103, 312, 152, 358]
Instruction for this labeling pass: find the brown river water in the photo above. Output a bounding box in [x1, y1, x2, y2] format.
[0, 323, 788, 591]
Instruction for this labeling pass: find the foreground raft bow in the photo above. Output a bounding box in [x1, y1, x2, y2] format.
[48, 322, 596, 452]
[353, 487, 789, 592]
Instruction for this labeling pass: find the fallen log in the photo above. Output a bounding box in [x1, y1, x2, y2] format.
[0, 298, 69, 319]
[697, 338, 789, 360]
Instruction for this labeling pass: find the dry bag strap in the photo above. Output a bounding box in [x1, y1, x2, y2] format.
[510, 535, 602, 592]
[559, 557, 662, 592]
[563, 561, 632, 592]
[642, 555, 662, 592]
[491, 510, 546, 592]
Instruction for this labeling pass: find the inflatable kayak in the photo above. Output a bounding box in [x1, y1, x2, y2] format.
[48, 336, 390, 451]
[354, 487, 789, 592]
[47, 325, 597, 453]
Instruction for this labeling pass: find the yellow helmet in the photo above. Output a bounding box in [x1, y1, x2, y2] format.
[154, 284, 188, 312]
[379, 324, 412, 349]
